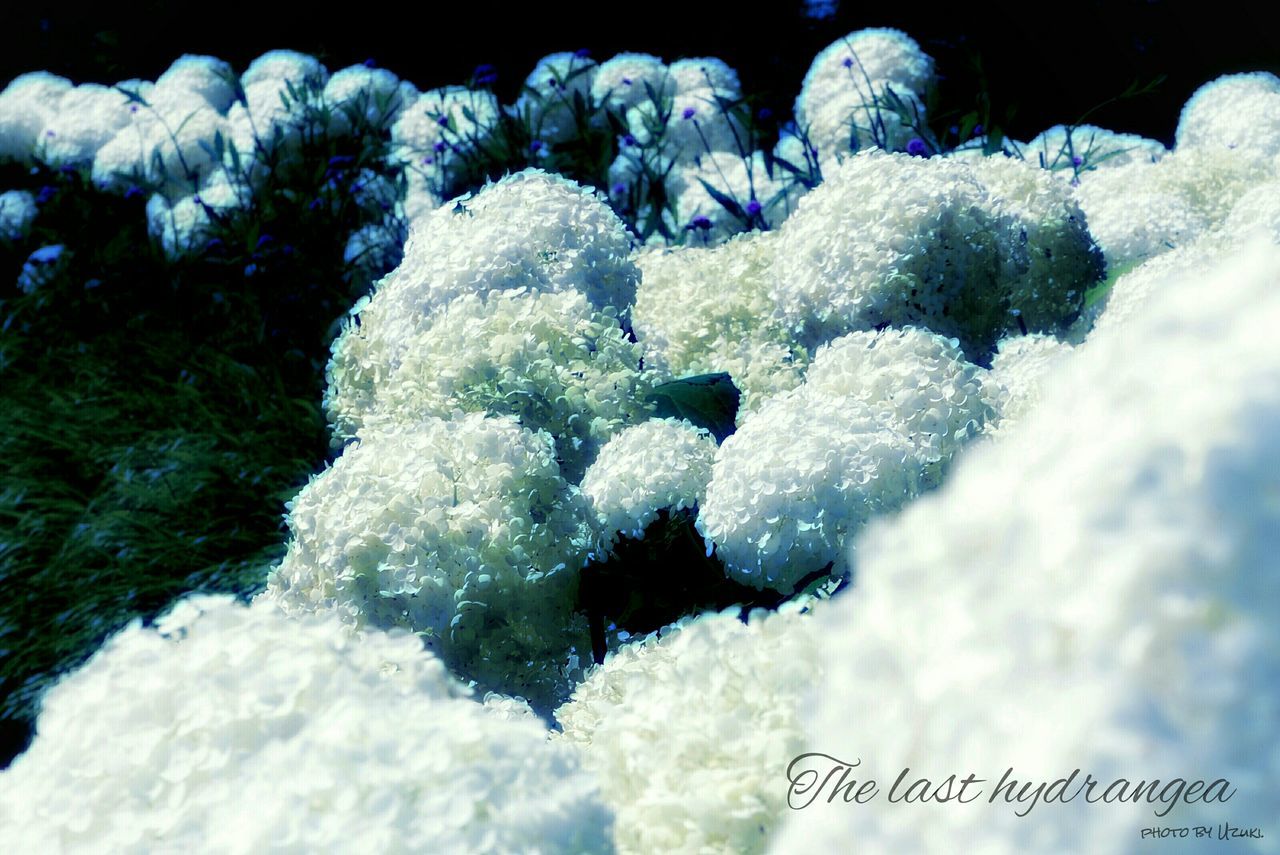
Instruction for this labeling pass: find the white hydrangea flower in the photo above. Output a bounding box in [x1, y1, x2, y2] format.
[985, 333, 1076, 434]
[770, 239, 1280, 853]
[145, 172, 247, 259]
[152, 54, 236, 113]
[769, 150, 1018, 356]
[322, 64, 411, 133]
[240, 49, 329, 90]
[0, 72, 72, 163]
[363, 288, 652, 478]
[591, 53, 672, 113]
[265, 413, 598, 709]
[625, 91, 747, 167]
[1023, 123, 1167, 173]
[964, 154, 1104, 332]
[633, 231, 808, 416]
[0, 594, 615, 853]
[795, 28, 934, 163]
[672, 150, 809, 244]
[556, 605, 820, 855]
[17, 244, 68, 294]
[325, 170, 639, 440]
[96, 94, 229, 196]
[481, 691, 543, 723]
[1223, 179, 1280, 242]
[667, 57, 741, 97]
[0, 190, 37, 241]
[390, 86, 500, 183]
[1175, 71, 1280, 158]
[698, 327, 994, 591]
[37, 84, 134, 167]
[516, 52, 600, 144]
[579, 418, 718, 543]
[1074, 145, 1272, 268]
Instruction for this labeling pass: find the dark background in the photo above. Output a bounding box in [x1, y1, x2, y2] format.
[3, 0, 1277, 146]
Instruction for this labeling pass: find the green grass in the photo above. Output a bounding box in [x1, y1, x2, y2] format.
[0, 158, 390, 765]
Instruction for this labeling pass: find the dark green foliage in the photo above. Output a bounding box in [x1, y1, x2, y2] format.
[645, 373, 741, 443]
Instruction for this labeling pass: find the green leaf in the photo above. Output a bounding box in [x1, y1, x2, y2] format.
[695, 178, 745, 222]
[646, 373, 740, 443]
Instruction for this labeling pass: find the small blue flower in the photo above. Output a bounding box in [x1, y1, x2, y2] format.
[124, 184, 143, 200]
[308, 198, 323, 210]
[529, 139, 546, 154]
[906, 137, 928, 157]
[611, 182, 627, 195]
[436, 115, 450, 127]
[35, 185, 56, 204]
[689, 215, 713, 230]
[433, 140, 447, 153]
[622, 133, 638, 147]
[363, 58, 377, 68]
[842, 57, 854, 69]
[1071, 155, 1083, 167]
[621, 77, 633, 86]
[972, 124, 984, 136]
[746, 198, 762, 217]
[256, 234, 274, 248]
[948, 125, 959, 136]
[244, 263, 258, 277]
[681, 106, 697, 120]
[757, 107, 773, 121]
[574, 48, 591, 59]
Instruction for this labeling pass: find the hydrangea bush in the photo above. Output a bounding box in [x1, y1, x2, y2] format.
[3, 26, 1278, 854]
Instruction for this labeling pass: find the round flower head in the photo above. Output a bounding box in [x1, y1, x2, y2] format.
[1176, 71, 1280, 159]
[625, 92, 747, 166]
[363, 288, 653, 479]
[800, 28, 935, 103]
[266, 413, 599, 710]
[515, 51, 600, 144]
[0, 594, 614, 853]
[633, 231, 808, 416]
[1024, 123, 1167, 173]
[556, 604, 820, 854]
[964, 154, 1104, 333]
[37, 84, 133, 167]
[146, 174, 247, 260]
[771, 240, 1280, 852]
[667, 57, 741, 97]
[1074, 145, 1272, 268]
[579, 418, 718, 543]
[390, 86, 500, 180]
[323, 64, 410, 133]
[0, 72, 73, 163]
[591, 53, 672, 113]
[325, 170, 639, 441]
[985, 333, 1076, 435]
[0, 190, 37, 241]
[153, 54, 236, 113]
[240, 49, 329, 90]
[769, 149, 1017, 357]
[17, 244, 69, 295]
[799, 83, 927, 164]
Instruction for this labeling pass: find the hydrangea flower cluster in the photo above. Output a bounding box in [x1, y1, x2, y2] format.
[265, 413, 599, 709]
[0, 189, 37, 241]
[578, 418, 718, 544]
[0, 594, 615, 852]
[698, 327, 996, 592]
[324, 169, 640, 444]
[770, 150, 1096, 358]
[771, 239, 1280, 852]
[555, 604, 821, 855]
[795, 28, 935, 167]
[632, 230, 808, 416]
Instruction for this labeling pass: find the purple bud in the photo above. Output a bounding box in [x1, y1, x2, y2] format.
[972, 124, 984, 136]
[611, 182, 627, 195]
[756, 107, 773, 121]
[529, 139, 545, 154]
[129, 104, 139, 113]
[746, 198, 762, 217]
[621, 77, 633, 86]
[124, 184, 143, 200]
[842, 57, 854, 69]
[308, 198, 323, 210]
[363, 58, 377, 69]
[433, 140, 447, 153]
[574, 48, 591, 59]
[689, 215, 713, 230]
[423, 156, 435, 165]
[1071, 155, 1083, 167]
[681, 106, 697, 121]
[244, 263, 258, 277]
[948, 125, 959, 135]
[906, 137, 928, 157]
[622, 133, 638, 147]
[437, 115, 451, 128]
[328, 155, 354, 167]
[36, 186, 55, 204]
[256, 234, 274, 248]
